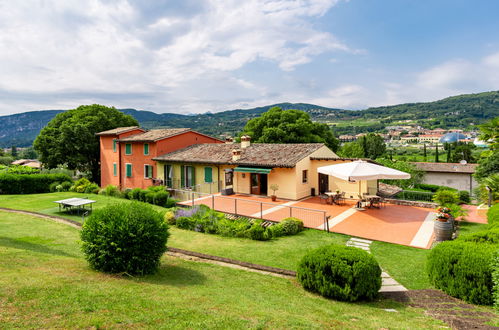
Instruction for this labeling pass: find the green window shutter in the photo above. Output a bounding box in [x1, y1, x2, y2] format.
[125, 144, 132, 155]
[113, 139, 117, 152]
[204, 167, 212, 183]
[180, 165, 185, 187]
[113, 163, 117, 176]
[190, 166, 195, 186]
[126, 164, 132, 177]
[144, 143, 149, 155]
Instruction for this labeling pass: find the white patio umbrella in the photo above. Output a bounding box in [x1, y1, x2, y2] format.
[317, 160, 410, 205]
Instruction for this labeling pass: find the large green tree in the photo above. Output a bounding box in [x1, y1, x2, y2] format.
[34, 104, 138, 182]
[240, 107, 339, 151]
[478, 116, 499, 150]
[338, 133, 386, 159]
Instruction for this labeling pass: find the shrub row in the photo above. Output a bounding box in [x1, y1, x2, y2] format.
[488, 203, 499, 227]
[123, 186, 177, 208]
[297, 244, 381, 302]
[0, 173, 72, 194]
[414, 183, 457, 192]
[493, 251, 499, 310]
[168, 205, 303, 241]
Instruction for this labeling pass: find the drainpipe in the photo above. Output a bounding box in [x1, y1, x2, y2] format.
[217, 165, 221, 192]
[118, 140, 122, 189]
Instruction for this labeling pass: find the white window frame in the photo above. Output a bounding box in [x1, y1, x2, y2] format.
[144, 164, 153, 179]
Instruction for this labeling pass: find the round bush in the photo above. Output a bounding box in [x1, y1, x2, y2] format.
[49, 181, 60, 192]
[297, 245, 381, 302]
[164, 209, 176, 225]
[280, 217, 304, 235]
[60, 181, 72, 192]
[460, 227, 499, 244]
[427, 240, 497, 305]
[492, 251, 499, 310]
[80, 202, 169, 275]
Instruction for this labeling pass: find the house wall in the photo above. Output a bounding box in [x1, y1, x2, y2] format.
[118, 131, 222, 190]
[268, 167, 297, 200]
[99, 128, 144, 188]
[295, 146, 338, 199]
[422, 172, 477, 193]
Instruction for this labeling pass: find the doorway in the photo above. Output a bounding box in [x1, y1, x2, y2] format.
[319, 173, 329, 194]
[250, 173, 268, 195]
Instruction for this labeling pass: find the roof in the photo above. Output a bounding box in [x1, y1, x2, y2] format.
[310, 157, 380, 165]
[412, 162, 478, 174]
[153, 143, 326, 168]
[118, 128, 191, 142]
[95, 126, 142, 136]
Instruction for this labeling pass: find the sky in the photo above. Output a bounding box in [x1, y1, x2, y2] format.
[1, 0, 499, 115]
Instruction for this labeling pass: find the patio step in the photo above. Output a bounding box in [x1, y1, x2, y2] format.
[350, 237, 373, 244]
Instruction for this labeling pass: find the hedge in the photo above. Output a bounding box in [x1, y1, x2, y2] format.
[427, 240, 497, 305]
[488, 204, 499, 227]
[493, 251, 499, 310]
[459, 227, 499, 245]
[297, 245, 381, 302]
[0, 173, 72, 194]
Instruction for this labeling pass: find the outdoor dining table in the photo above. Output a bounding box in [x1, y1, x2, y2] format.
[53, 197, 96, 215]
[363, 195, 381, 209]
[324, 192, 341, 204]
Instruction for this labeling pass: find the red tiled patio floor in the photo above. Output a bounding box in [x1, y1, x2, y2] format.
[179, 194, 435, 248]
[330, 204, 433, 247]
[460, 205, 488, 224]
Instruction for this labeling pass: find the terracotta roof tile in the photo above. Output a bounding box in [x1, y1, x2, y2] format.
[153, 143, 326, 167]
[412, 162, 478, 174]
[95, 126, 142, 136]
[118, 128, 191, 142]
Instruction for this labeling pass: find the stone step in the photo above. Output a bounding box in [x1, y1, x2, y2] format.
[382, 277, 400, 286]
[346, 240, 371, 247]
[350, 237, 373, 244]
[381, 272, 391, 278]
[379, 285, 408, 292]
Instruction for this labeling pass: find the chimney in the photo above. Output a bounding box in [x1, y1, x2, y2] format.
[241, 135, 251, 149]
[232, 149, 241, 161]
[225, 137, 234, 144]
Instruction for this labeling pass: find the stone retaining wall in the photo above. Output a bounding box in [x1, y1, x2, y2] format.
[385, 199, 437, 209]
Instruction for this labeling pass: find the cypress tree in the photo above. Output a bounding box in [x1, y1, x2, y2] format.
[435, 144, 439, 163]
[423, 143, 427, 161]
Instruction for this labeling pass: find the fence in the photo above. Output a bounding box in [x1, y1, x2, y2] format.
[164, 179, 222, 195]
[171, 189, 329, 231]
[392, 190, 435, 202]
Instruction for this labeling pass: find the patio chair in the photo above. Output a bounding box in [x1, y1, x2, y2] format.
[357, 194, 367, 209]
[319, 194, 329, 204]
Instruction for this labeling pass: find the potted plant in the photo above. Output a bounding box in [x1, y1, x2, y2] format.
[270, 184, 279, 202]
[436, 207, 452, 222]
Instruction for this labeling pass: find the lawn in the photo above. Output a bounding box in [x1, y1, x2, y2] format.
[0, 192, 466, 290]
[0, 211, 446, 328]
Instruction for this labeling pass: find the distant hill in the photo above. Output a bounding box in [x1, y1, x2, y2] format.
[0, 91, 498, 147]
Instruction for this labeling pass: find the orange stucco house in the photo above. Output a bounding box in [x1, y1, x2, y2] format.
[97, 127, 223, 189]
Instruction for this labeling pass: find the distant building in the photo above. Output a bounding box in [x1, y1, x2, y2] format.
[439, 132, 467, 144]
[339, 135, 356, 142]
[11, 159, 41, 169]
[412, 162, 478, 193]
[418, 134, 443, 144]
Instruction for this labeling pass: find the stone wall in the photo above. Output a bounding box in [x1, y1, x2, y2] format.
[385, 198, 437, 209]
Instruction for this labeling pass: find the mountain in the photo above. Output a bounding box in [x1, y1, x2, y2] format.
[0, 91, 498, 147]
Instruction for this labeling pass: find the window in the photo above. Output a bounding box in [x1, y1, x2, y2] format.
[225, 169, 233, 186]
[181, 165, 195, 188]
[204, 167, 213, 183]
[113, 163, 117, 176]
[165, 165, 173, 188]
[113, 139, 117, 152]
[144, 143, 149, 155]
[126, 163, 132, 177]
[302, 170, 308, 183]
[125, 143, 132, 155]
[144, 165, 153, 179]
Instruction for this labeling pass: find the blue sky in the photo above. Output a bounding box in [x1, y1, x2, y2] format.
[1, 0, 499, 115]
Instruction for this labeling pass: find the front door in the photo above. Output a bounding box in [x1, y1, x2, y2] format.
[319, 173, 329, 194]
[251, 173, 260, 195]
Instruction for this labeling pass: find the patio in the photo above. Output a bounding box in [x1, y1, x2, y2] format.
[179, 193, 436, 249]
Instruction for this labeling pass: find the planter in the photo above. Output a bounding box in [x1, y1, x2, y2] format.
[434, 219, 453, 242]
[271, 195, 277, 202]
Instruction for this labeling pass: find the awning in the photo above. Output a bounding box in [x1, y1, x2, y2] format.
[233, 167, 272, 174]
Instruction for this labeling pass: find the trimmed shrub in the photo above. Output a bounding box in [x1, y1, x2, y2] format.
[247, 221, 268, 241]
[280, 218, 304, 235]
[488, 204, 499, 227]
[427, 240, 497, 305]
[99, 184, 121, 197]
[49, 181, 60, 192]
[460, 228, 499, 244]
[130, 188, 142, 201]
[415, 183, 457, 192]
[268, 223, 284, 237]
[458, 190, 470, 204]
[164, 209, 176, 225]
[154, 191, 169, 206]
[0, 173, 72, 194]
[80, 202, 169, 275]
[297, 245, 381, 302]
[433, 189, 460, 206]
[493, 251, 499, 310]
[165, 197, 178, 208]
[175, 216, 195, 230]
[138, 189, 148, 202]
[60, 181, 72, 192]
[84, 183, 100, 194]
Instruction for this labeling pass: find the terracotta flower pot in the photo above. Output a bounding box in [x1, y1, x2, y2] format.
[271, 195, 277, 202]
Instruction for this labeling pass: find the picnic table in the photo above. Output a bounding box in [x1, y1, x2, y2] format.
[363, 195, 381, 209]
[53, 197, 96, 215]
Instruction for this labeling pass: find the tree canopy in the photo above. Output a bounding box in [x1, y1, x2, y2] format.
[34, 104, 138, 182]
[479, 116, 499, 150]
[240, 107, 339, 151]
[338, 133, 386, 159]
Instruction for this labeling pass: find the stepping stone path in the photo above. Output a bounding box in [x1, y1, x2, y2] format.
[346, 237, 407, 292]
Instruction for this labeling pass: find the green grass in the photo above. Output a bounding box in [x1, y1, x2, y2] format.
[0, 211, 446, 328]
[0, 192, 441, 290]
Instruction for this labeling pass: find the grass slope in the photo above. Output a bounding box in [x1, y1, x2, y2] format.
[0, 211, 445, 328]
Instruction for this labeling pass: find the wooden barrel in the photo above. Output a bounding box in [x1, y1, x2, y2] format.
[434, 220, 453, 241]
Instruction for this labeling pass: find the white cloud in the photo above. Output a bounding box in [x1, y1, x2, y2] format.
[0, 0, 352, 114]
